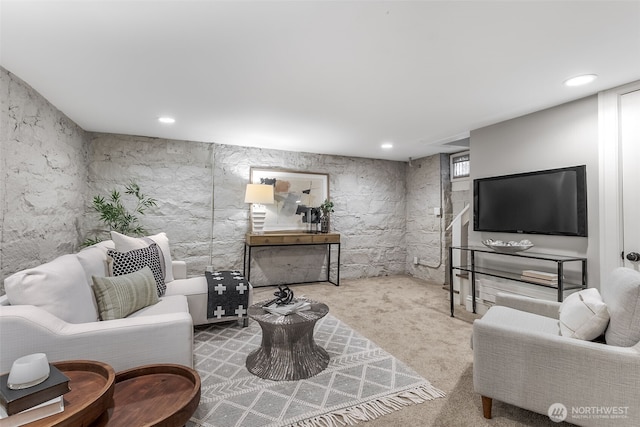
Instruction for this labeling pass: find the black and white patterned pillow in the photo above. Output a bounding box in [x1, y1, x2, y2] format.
[107, 243, 166, 296]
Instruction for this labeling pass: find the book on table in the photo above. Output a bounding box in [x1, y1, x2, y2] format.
[264, 300, 311, 316]
[521, 270, 559, 281]
[0, 365, 70, 416]
[520, 275, 559, 286]
[0, 396, 64, 427]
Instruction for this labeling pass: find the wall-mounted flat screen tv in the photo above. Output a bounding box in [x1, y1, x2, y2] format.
[473, 165, 587, 237]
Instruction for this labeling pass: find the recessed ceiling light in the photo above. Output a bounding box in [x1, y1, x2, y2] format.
[564, 74, 598, 87]
[381, 143, 393, 149]
[158, 117, 175, 124]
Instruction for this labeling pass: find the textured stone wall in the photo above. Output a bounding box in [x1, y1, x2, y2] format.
[84, 137, 408, 285]
[405, 154, 451, 284]
[84, 134, 214, 272]
[0, 67, 89, 292]
[1, 65, 447, 291]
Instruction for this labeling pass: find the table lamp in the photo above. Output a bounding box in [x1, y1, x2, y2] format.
[244, 184, 274, 234]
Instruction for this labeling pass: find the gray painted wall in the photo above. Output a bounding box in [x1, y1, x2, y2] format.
[469, 96, 600, 287]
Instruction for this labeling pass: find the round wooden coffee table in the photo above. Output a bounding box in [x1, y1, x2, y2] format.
[91, 364, 201, 427]
[26, 360, 115, 427]
[246, 299, 330, 381]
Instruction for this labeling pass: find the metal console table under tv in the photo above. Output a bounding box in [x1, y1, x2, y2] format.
[449, 246, 587, 317]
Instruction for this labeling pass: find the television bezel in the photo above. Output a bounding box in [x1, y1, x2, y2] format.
[473, 165, 588, 237]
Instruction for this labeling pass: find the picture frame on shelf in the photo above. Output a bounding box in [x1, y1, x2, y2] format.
[249, 168, 329, 232]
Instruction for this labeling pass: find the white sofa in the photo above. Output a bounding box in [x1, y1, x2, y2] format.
[0, 237, 252, 374]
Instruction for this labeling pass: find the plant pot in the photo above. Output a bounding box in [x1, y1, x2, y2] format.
[320, 216, 330, 233]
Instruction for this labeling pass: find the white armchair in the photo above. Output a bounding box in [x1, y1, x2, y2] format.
[472, 267, 640, 426]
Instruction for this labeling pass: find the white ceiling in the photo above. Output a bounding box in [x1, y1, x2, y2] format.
[2, 1, 639, 162]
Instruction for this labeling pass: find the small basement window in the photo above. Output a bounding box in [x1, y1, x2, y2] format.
[450, 151, 470, 181]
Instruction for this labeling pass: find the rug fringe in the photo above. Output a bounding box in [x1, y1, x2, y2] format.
[288, 383, 445, 427]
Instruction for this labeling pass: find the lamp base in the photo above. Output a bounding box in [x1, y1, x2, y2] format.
[251, 205, 267, 234]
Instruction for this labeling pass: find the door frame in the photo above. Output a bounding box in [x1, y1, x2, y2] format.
[598, 80, 640, 283]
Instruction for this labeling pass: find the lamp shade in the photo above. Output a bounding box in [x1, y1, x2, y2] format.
[244, 184, 274, 204]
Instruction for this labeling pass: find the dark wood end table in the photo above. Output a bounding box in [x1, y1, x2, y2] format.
[91, 363, 201, 427]
[26, 360, 115, 427]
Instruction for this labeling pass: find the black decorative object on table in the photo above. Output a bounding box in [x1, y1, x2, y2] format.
[263, 286, 294, 307]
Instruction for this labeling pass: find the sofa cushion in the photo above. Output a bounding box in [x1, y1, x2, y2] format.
[558, 288, 609, 341]
[4, 254, 99, 323]
[601, 267, 640, 346]
[108, 244, 166, 296]
[478, 305, 561, 336]
[77, 245, 111, 284]
[111, 231, 174, 282]
[127, 294, 189, 318]
[92, 266, 159, 320]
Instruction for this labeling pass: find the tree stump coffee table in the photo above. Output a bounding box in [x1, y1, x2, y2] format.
[246, 300, 330, 381]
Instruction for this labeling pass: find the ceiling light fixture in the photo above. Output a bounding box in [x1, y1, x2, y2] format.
[158, 117, 175, 124]
[381, 143, 393, 149]
[563, 74, 598, 87]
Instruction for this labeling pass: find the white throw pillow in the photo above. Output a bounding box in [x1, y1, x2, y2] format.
[4, 254, 99, 323]
[601, 267, 640, 347]
[111, 231, 174, 282]
[559, 288, 610, 341]
[77, 245, 111, 283]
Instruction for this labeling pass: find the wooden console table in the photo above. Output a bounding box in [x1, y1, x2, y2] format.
[243, 232, 340, 287]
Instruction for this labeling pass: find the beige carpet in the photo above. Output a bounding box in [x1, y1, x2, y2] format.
[253, 275, 572, 427]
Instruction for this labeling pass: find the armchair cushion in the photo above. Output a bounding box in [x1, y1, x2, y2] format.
[558, 288, 609, 341]
[108, 243, 166, 296]
[4, 254, 98, 323]
[601, 267, 640, 346]
[92, 266, 159, 320]
[111, 231, 174, 282]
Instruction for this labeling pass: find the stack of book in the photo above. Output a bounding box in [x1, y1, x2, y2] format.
[0, 365, 70, 427]
[264, 300, 311, 316]
[521, 270, 559, 286]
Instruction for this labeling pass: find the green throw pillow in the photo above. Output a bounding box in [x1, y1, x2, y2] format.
[92, 266, 159, 320]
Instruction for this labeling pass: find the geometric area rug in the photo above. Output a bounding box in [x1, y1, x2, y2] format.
[187, 313, 445, 427]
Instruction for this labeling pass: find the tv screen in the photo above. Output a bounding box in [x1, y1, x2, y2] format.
[473, 165, 587, 236]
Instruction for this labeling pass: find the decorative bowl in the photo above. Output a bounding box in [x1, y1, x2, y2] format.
[7, 353, 50, 389]
[482, 239, 534, 253]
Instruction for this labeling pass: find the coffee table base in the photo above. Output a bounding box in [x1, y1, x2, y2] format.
[247, 315, 330, 381]
[247, 346, 329, 381]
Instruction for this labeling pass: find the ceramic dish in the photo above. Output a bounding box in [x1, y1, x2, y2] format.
[482, 239, 534, 253]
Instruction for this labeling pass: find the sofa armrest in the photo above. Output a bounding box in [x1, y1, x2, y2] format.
[495, 292, 561, 319]
[473, 316, 640, 421]
[0, 304, 193, 373]
[172, 260, 187, 280]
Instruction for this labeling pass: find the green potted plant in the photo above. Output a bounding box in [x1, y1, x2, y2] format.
[83, 182, 157, 246]
[319, 199, 334, 233]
